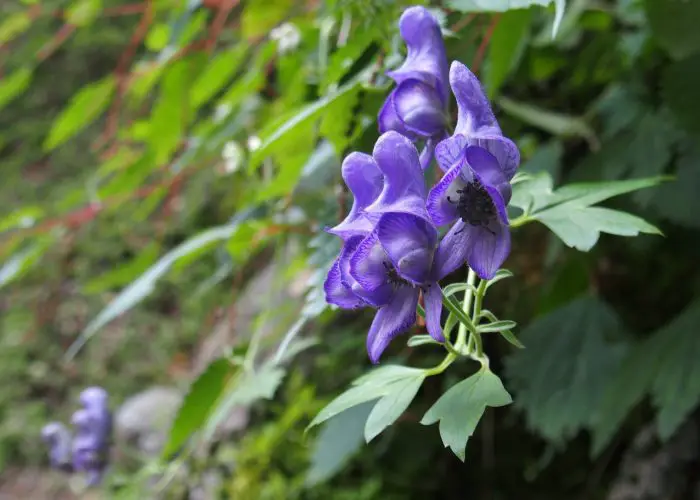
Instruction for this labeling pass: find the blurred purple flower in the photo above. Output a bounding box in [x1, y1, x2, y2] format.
[427, 62, 519, 280]
[379, 6, 449, 165]
[71, 387, 111, 486]
[41, 422, 73, 472]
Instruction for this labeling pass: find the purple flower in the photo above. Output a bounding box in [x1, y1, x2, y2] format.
[41, 422, 73, 472]
[71, 387, 111, 486]
[427, 62, 520, 280]
[346, 132, 451, 362]
[379, 6, 449, 160]
[324, 151, 384, 309]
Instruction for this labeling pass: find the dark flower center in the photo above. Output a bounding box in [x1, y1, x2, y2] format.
[382, 261, 411, 289]
[448, 178, 497, 233]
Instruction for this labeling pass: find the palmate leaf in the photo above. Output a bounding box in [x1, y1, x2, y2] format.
[511, 171, 664, 251]
[421, 368, 512, 461]
[308, 366, 425, 442]
[505, 296, 628, 443]
[593, 300, 700, 452]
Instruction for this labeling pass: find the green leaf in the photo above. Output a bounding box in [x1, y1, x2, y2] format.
[0, 12, 31, 45]
[485, 269, 514, 290]
[649, 301, 700, 440]
[538, 206, 662, 251]
[478, 320, 517, 333]
[145, 23, 170, 52]
[66, 220, 247, 358]
[0, 239, 52, 289]
[498, 329, 526, 349]
[305, 402, 374, 486]
[241, 0, 292, 39]
[407, 335, 441, 347]
[505, 296, 627, 442]
[498, 96, 596, 145]
[82, 243, 161, 294]
[651, 140, 700, 228]
[511, 172, 665, 250]
[591, 336, 664, 455]
[323, 28, 378, 91]
[191, 46, 248, 109]
[203, 363, 286, 441]
[0, 67, 32, 112]
[308, 365, 424, 430]
[662, 53, 700, 133]
[441, 290, 477, 332]
[644, 0, 700, 59]
[149, 59, 193, 165]
[421, 368, 512, 461]
[65, 0, 102, 26]
[161, 358, 237, 459]
[447, 0, 565, 37]
[485, 9, 531, 98]
[364, 372, 424, 442]
[44, 76, 116, 151]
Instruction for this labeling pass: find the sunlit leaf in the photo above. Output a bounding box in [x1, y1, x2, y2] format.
[0, 12, 31, 45]
[241, 0, 293, 39]
[485, 9, 531, 98]
[447, 0, 566, 37]
[191, 46, 248, 109]
[66, 0, 102, 26]
[0, 67, 32, 112]
[364, 372, 424, 442]
[161, 357, 238, 459]
[44, 76, 116, 151]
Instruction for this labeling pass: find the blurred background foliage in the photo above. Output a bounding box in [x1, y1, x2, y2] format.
[1, 0, 700, 498]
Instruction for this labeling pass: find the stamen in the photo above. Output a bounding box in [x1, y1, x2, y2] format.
[453, 178, 498, 234]
[383, 261, 411, 289]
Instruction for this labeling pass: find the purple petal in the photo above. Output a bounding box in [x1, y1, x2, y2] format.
[366, 287, 419, 363]
[482, 181, 510, 226]
[435, 135, 467, 173]
[80, 387, 108, 408]
[352, 281, 394, 307]
[465, 146, 512, 203]
[387, 6, 448, 104]
[465, 133, 520, 181]
[424, 284, 445, 342]
[426, 162, 465, 226]
[450, 62, 500, 137]
[350, 232, 389, 292]
[433, 221, 471, 280]
[367, 131, 429, 219]
[324, 257, 365, 309]
[338, 236, 363, 287]
[376, 213, 437, 284]
[378, 89, 414, 139]
[392, 80, 446, 137]
[419, 138, 435, 171]
[328, 152, 383, 239]
[467, 221, 511, 280]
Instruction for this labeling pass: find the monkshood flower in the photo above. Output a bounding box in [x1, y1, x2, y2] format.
[41, 422, 73, 472]
[379, 6, 449, 165]
[427, 62, 520, 280]
[346, 132, 451, 362]
[71, 387, 112, 486]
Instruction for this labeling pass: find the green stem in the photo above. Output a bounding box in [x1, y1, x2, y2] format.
[509, 215, 531, 228]
[424, 352, 457, 376]
[470, 279, 489, 365]
[454, 269, 477, 352]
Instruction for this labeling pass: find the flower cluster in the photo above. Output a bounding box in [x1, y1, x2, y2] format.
[324, 6, 519, 363]
[42, 386, 112, 486]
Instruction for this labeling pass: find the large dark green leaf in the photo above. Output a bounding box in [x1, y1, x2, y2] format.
[645, 0, 700, 59]
[662, 53, 700, 134]
[505, 296, 628, 442]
